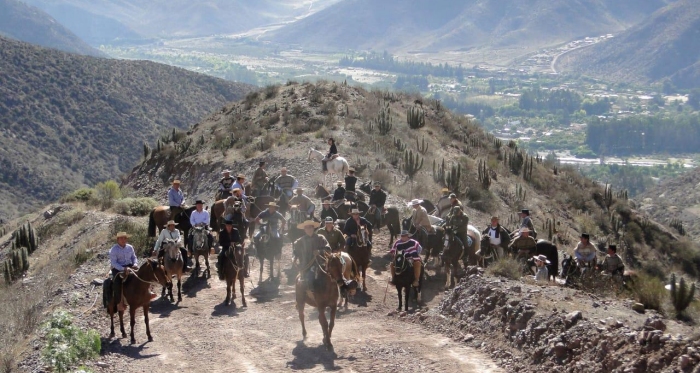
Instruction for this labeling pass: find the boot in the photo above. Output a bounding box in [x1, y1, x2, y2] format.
[113, 276, 126, 311]
[180, 248, 192, 272]
[389, 263, 396, 285]
[216, 253, 224, 280]
[412, 261, 422, 287]
[244, 254, 250, 278]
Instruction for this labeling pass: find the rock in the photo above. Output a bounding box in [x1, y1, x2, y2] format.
[463, 334, 475, 342]
[644, 317, 666, 332]
[680, 355, 691, 369]
[553, 342, 567, 358]
[96, 362, 110, 368]
[399, 311, 407, 317]
[419, 314, 428, 322]
[510, 286, 522, 293]
[565, 311, 583, 328]
[632, 303, 645, 313]
[387, 310, 397, 316]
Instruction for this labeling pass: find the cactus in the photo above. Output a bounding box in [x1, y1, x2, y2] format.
[616, 189, 628, 201]
[604, 184, 614, 210]
[401, 150, 424, 180]
[371, 104, 393, 135]
[445, 163, 461, 194]
[434, 99, 441, 113]
[407, 106, 426, 129]
[522, 154, 534, 181]
[670, 274, 696, 316]
[393, 137, 407, 152]
[477, 160, 491, 190]
[143, 143, 150, 160]
[670, 219, 686, 236]
[416, 136, 429, 155]
[3, 260, 10, 284]
[433, 159, 446, 185]
[14, 222, 38, 254]
[544, 218, 558, 241]
[515, 183, 526, 202]
[156, 139, 162, 153]
[509, 151, 524, 175]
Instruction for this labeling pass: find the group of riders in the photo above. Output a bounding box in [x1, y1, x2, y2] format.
[107, 138, 627, 310]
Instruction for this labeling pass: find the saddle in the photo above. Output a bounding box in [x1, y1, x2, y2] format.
[332, 199, 346, 209]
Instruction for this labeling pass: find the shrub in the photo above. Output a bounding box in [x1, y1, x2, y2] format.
[95, 181, 121, 209]
[113, 197, 158, 216]
[60, 188, 96, 203]
[41, 310, 100, 373]
[670, 273, 696, 318]
[631, 272, 666, 311]
[110, 218, 150, 257]
[487, 257, 522, 280]
[73, 246, 93, 266]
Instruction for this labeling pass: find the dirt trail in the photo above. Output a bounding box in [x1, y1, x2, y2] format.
[99, 234, 502, 372]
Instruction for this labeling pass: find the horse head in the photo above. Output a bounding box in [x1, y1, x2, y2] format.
[192, 226, 208, 250]
[162, 239, 181, 262]
[560, 254, 577, 278]
[147, 259, 171, 286]
[325, 252, 345, 286]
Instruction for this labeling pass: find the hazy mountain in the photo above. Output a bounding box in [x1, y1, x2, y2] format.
[0, 36, 252, 219]
[264, 0, 665, 53]
[0, 0, 101, 56]
[23, 0, 341, 44]
[558, 0, 700, 88]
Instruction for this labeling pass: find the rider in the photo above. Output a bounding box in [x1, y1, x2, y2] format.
[482, 216, 510, 259]
[322, 138, 338, 172]
[289, 188, 316, 220]
[319, 200, 339, 222]
[343, 208, 373, 250]
[317, 216, 345, 252]
[519, 209, 537, 239]
[254, 202, 287, 249]
[368, 182, 387, 231]
[188, 200, 214, 254]
[293, 220, 331, 293]
[252, 161, 269, 197]
[388, 230, 422, 287]
[168, 180, 185, 218]
[218, 170, 235, 199]
[332, 181, 346, 202]
[110, 232, 151, 311]
[445, 206, 469, 248]
[573, 233, 597, 268]
[600, 244, 625, 276]
[436, 188, 450, 216]
[344, 168, 358, 201]
[274, 167, 298, 199]
[216, 219, 248, 278]
[224, 189, 248, 235]
[408, 199, 434, 235]
[152, 220, 190, 272]
[232, 174, 247, 197]
[449, 193, 462, 210]
[508, 227, 537, 258]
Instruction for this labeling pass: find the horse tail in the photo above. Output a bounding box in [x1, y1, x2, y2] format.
[350, 256, 361, 283]
[148, 209, 157, 237]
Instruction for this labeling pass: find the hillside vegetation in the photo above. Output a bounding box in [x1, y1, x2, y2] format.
[265, 0, 664, 53]
[558, 0, 700, 87]
[0, 0, 101, 56]
[0, 36, 252, 220]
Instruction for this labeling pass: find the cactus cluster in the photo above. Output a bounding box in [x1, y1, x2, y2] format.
[433, 159, 446, 184]
[542, 218, 559, 241]
[610, 213, 623, 238]
[401, 150, 423, 180]
[432, 158, 461, 193]
[13, 222, 38, 254]
[604, 184, 614, 210]
[522, 154, 534, 181]
[393, 137, 407, 152]
[515, 183, 527, 202]
[669, 273, 696, 316]
[416, 136, 429, 155]
[670, 219, 686, 236]
[616, 189, 629, 201]
[3, 247, 29, 283]
[477, 160, 491, 190]
[368, 103, 393, 135]
[407, 106, 425, 129]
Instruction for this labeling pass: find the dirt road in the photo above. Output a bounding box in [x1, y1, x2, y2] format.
[98, 234, 503, 373]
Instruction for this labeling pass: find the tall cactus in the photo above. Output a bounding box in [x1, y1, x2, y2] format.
[374, 104, 393, 135]
[604, 184, 614, 210]
[515, 183, 526, 202]
[477, 160, 491, 190]
[14, 222, 38, 254]
[670, 219, 686, 236]
[416, 136, 429, 155]
[393, 137, 407, 151]
[401, 150, 424, 180]
[407, 106, 425, 129]
[445, 163, 462, 194]
[670, 274, 696, 316]
[433, 159, 446, 184]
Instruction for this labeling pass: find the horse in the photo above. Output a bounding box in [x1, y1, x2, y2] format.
[335, 200, 369, 220]
[442, 225, 482, 289]
[314, 184, 365, 202]
[286, 205, 307, 242]
[478, 236, 505, 268]
[522, 240, 559, 282]
[308, 148, 350, 187]
[106, 259, 170, 344]
[148, 205, 196, 238]
[401, 218, 444, 266]
[253, 221, 283, 282]
[560, 253, 597, 286]
[220, 244, 246, 307]
[434, 197, 453, 218]
[161, 238, 185, 302]
[346, 225, 372, 292]
[337, 251, 360, 310]
[191, 226, 211, 278]
[211, 198, 250, 238]
[364, 205, 400, 247]
[392, 250, 423, 311]
[295, 252, 343, 352]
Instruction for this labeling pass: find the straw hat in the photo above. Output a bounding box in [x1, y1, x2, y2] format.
[267, 202, 279, 208]
[336, 181, 343, 185]
[449, 193, 457, 199]
[441, 187, 449, 193]
[350, 209, 361, 215]
[164, 220, 178, 228]
[232, 188, 242, 193]
[520, 227, 530, 234]
[348, 168, 355, 172]
[297, 220, 321, 229]
[237, 174, 246, 179]
[221, 169, 231, 174]
[407, 199, 423, 207]
[172, 180, 181, 185]
[533, 254, 550, 264]
[115, 232, 130, 239]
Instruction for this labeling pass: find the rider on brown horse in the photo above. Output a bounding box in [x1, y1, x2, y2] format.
[216, 219, 248, 278]
[445, 206, 469, 248]
[388, 230, 422, 287]
[109, 232, 154, 311]
[343, 209, 373, 249]
[153, 220, 191, 272]
[289, 188, 316, 220]
[317, 217, 345, 252]
[168, 180, 186, 218]
[293, 220, 331, 290]
[218, 170, 235, 199]
[368, 182, 387, 231]
[252, 161, 269, 197]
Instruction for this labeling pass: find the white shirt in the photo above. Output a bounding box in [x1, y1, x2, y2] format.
[154, 228, 181, 251]
[190, 209, 210, 226]
[487, 226, 502, 246]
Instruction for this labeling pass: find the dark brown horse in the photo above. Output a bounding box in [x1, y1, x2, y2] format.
[347, 225, 372, 292]
[107, 259, 170, 344]
[211, 185, 254, 233]
[220, 244, 246, 307]
[335, 200, 370, 220]
[314, 184, 365, 202]
[148, 206, 196, 238]
[296, 252, 343, 352]
[364, 206, 400, 247]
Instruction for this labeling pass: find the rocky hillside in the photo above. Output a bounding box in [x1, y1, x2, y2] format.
[558, 0, 700, 88]
[0, 0, 101, 56]
[124, 80, 699, 279]
[0, 36, 252, 220]
[264, 0, 664, 54]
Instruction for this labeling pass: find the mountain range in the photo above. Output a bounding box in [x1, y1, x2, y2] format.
[0, 36, 252, 220]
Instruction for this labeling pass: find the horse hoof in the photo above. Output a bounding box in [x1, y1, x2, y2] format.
[148, 337, 154, 342]
[326, 343, 334, 352]
[109, 332, 115, 338]
[121, 333, 127, 338]
[130, 339, 136, 345]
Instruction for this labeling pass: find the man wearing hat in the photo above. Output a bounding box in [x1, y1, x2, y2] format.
[345, 168, 358, 201]
[574, 233, 597, 267]
[252, 161, 269, 197]
[231, 174, 248, 198]
[254, 202, 287, 248]
[109, 232, 143, 310]
[600, 244, 624, 276]
[388, 230, 422, 287]
[153, 220, 191, 272]
[368, 182, 387, 231]
[332, 181, 346, 202]
[445, 194, 464, 222]
[445, 206, 470, 250]
[317, 217, 345, 252]
[343, 208, 373, 249]
[289, 188, 316, 220]
[409, 199, 434, 235]
[218, 170, 235, 200]
[482, 216, 510, 259]
[189, 200, 213, 253]
[435, 188, 451, 216]
[533, 254, 550, 282]
[508, 227, 537, 258]
[519, 209, 537, 239]
[224, 190, 248, 238]
[168, 180, 185, 218]
[216, 219, 247, 279]
[274, 167, 298, 199]
[293, 220, 330, 296]
[319, 200, 339, 222]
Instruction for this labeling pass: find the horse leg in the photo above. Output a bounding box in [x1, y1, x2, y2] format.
[444, 262, 451, 290]
[297, 300, 307, 339]
[129, 308, 137, 344]
[168, 280, 174, 302]
[109, 309, 115, 338]
[239, 275, 246, 307]
[259, 257, 264, 283]
[396, 286, 402, 311]
[205, 254, 210, 277]
[177, 276, 182, 302]
[144, 304, 153, 342]
[405, 286, 410, 312]
[118, 310, 127, 338]
[225, 278, 231, 306]
[318, 306, 330, 348]
[327, 305, 337, 352]
[269, 255, 274, 281]
[362, 265, 367, 293]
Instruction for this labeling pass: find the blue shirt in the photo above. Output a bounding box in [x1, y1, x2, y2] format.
[168, 187, 185, 207]
[256, 209, 286, 229]
[109, 244, 138, 271]
[190, 210, 210, 226]
[232, 181, 247, 197]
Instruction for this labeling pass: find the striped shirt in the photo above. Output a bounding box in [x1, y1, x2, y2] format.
[389, 239, 422, 262]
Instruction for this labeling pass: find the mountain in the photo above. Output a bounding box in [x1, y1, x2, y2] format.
[0, 0, 101, 56]
[0, 36, 253, 220]
[264, 0, 665, 54]
[558, 0, 700, 88]
[23, 0, 341, 44]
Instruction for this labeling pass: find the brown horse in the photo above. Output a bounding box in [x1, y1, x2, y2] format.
[347, 226, 372, 292]
[314, 184, 365, 202]
[148, 206, 196, 238]
[211, 185, 254, 233]
[296, 252, 343, 351]
[364, 206, 400, 247]
[220, 244, 246, 307]
[107, 259, 170, 344]
[191, 226, 211, 278]
[161, 238, 185, 302]
[335, 200, 370, 220]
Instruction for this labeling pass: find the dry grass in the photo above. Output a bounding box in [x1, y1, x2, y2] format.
[487, 257, 522, 280]
[630, 272, 666, 312]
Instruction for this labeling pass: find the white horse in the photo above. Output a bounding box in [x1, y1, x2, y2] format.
[307, 148, 350, 187]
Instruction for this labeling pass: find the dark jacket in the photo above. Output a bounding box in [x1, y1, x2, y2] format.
[320, 207, 338, 222]
[368, 189, 387, 207]
[345, 175, 358, 192]
[219, 228, 242, 250]
[327, 144, 338, 158]
[343, 216, 372, 236]
[332, 186, 346, 201]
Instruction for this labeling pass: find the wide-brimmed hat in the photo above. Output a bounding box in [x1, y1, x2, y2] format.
[195, 200, 204, 205]
[350, 209, 361, 215]
[322, 200, 331, 205]
[324, 216, 335, 224]
[491, 216, 499, 220]
[400, 230, 410, 236]
[267, 202, 279, 208]
[407, 199, 423, 207]
[296, 187, 304, 193]
[441, 187, 449, 193]
[373, 182, 381, 186]
[224, 219, 234, 225]
[232, 188, 242, 193]
[115, 232, 130, 239]
[221, 169, 231, 174]
[172, 180, 181, 185]
[237, 174, 246, 179]
[533, 254, 550, 264]
[581, 233, 590, 240]
[348, 167, 355, 172]
[520, 227, 530, 234]
[336, 181, 343, 185]
[449, 193, 457, 198]
[297, 220, 321, 229]
[164, 220, 178, 227]
[521, 209, 530, 215]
